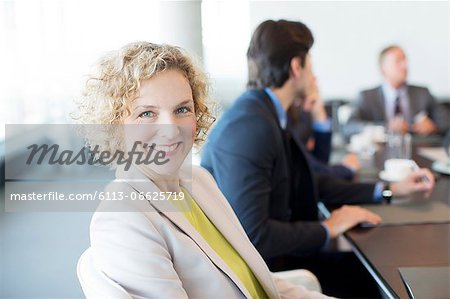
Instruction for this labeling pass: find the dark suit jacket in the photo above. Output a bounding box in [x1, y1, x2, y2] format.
[346, 85, 449, 136]
[288, 109, 332, 163]
[201, 89, 376, 259]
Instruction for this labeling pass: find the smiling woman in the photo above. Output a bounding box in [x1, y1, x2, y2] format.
[75, 41, 329, 299]
[123, 69, 197, 176]
[74, 42, 213, 156]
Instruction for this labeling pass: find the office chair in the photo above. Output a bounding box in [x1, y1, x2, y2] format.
[273, 269, 322, 293]
[77, 248, 132, 299]
[77, 247, 321, 297]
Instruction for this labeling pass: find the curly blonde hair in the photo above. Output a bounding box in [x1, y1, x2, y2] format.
[74, 42, 215, 156]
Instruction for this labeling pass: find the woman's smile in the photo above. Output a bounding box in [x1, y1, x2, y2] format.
[153, 141, 182, 157]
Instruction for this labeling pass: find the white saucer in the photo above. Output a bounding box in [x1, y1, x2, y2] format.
[346, 144, 378, 154]
[373, 135, 387, 143]
[432, 161, 450, 175]
[379, 170, 403, 182]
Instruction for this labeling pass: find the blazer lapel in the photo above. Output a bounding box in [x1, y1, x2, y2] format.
[260, 90, 292, 167]
[116, 165, 254, 299]
[406, 85, 418, 121]
[191, 178, 280, 299]
[377, 86, 388, 121]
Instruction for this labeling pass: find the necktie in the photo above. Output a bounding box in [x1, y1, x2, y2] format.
[394, 95, 402, 116]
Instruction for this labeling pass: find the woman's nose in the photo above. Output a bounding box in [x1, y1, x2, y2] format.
[156, 120, 181, 140]
[158, 114, 180, 140]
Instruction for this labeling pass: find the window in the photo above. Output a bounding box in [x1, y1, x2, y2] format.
[0, 0, 162, 139]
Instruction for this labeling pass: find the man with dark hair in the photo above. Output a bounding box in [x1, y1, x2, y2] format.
[247, 21, 360, 181]
[347, 45, 448, 136]
[201, 20, 434, 297]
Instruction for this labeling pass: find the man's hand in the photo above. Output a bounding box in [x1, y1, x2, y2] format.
[301, 79, 328, 122]
[309, 90, 327, 123]
[391, 168, 435, 198]
[341, 153, 361, 172]
[323, 205, 381, 238]
[412, 116, 438, 136]
[388, 116, 409, 134]
[306, 137, 315, 152]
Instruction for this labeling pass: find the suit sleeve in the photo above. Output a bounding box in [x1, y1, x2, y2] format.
[311, 130, 332, 163]
[90, 210, 189, 299]
[424, 88, 449, 133]
[305, 150, 354, 181]
[316, 174, 376, 204]
[202, 116, 327, 258]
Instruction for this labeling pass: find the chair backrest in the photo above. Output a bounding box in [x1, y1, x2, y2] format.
[77, 248, 132, 299]
[273, 269, 322, 293]
[337, 103, 353, 126]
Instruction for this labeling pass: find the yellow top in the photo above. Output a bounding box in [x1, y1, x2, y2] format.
[171, 188, 268, 299]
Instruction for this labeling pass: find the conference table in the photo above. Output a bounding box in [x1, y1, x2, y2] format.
[326, 136, 450, 299]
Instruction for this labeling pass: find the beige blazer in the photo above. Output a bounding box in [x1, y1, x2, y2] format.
[90, 165, 328, 299]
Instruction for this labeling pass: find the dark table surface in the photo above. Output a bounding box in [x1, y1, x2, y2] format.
[335, 136, 450, 298]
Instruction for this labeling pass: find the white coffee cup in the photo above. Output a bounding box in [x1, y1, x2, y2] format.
[350, 133, 372, 151]
[363, 125, 385, 143]
[383, 159, 415, 181]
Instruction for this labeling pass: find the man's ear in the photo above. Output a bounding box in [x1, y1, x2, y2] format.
[380, 64, 387, 77]
[290, 56, 303, 78]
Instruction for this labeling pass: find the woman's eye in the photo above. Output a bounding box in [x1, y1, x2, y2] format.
[176, 106, 191, 114]
[140, 111, 154, 118]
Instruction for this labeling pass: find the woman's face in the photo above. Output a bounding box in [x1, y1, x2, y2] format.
[123, 69, 196, 175]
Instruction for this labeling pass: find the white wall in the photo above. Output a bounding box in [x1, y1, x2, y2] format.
[204, 1, 449, 104]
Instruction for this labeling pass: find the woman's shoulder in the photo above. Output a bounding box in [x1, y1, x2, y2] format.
[190, 165, 222, 191]
[191, 164, 213, 180]
[190, 165, 244, 223]
[93, 179, 157, 213]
